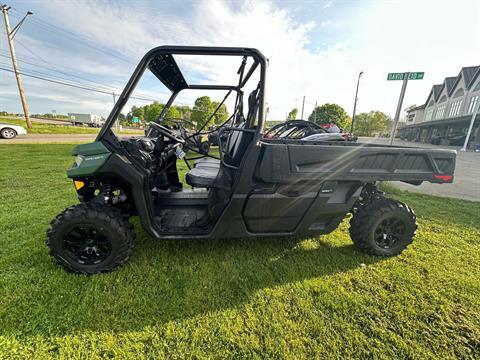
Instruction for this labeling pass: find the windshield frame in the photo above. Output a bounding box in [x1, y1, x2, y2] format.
[96, 46, 267, 141]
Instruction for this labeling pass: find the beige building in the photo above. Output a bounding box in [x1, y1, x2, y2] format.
[399, 66, 480, 148]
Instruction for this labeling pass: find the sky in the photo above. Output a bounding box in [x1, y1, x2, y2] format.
[1, 0, 479, 120]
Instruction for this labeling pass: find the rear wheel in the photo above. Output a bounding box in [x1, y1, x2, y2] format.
[349, 198, 417, 256]
[1, 128, 17, 139]
[46, 203, 134, 274]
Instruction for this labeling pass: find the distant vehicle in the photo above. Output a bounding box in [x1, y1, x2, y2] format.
[264, 120, 345, 141]
[68, 113, 105, 127]
[319, 123, 358, 141]
[0, 123, 27, 139]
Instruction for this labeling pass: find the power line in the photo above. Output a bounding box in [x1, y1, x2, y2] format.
[2, 48, 125, 94]
[0, 45, 126, 89]
[9, 6, 137, 65]
[0, 45, 158, 101]
[0, 63, 217, 112]
[0, 53, 123, 94]
[1, 63, 230, 116]
[0, 64, 157, 102]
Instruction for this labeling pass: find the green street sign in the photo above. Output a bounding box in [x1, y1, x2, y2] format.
[387, 72, 424, 81]
[408, 72, 424, 80]
[133, 116, 139, 123]
[387, 73, 405, 81]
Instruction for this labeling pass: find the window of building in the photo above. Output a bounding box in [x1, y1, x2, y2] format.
[448, 100, 462, 117]
[435, 104, 446, 119]
[425, 108, 434, 121]
[467, 95, 479, 114]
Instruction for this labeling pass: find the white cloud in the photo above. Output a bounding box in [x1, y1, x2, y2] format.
[2, 0, 479, 120]
[323, 1, 333, 9]
[321, 20, 332, 27]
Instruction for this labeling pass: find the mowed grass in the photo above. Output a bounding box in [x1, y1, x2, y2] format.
[0, 117, 143, 135]
[0, 144, 479, 359]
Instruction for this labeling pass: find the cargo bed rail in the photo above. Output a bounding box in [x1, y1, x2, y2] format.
[256, 140, 456, 185]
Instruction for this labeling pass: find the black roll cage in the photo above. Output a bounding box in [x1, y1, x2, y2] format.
[96, 46, 268, 141]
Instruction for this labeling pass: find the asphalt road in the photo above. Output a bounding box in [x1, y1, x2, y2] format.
[2, 134, 478, 201]
[0, 116, 71, 125]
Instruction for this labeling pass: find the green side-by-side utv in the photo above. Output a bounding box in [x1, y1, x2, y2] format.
[46, 46, 456, 274]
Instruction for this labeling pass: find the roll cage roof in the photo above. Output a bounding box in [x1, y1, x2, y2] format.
[97, 46, 268, 140]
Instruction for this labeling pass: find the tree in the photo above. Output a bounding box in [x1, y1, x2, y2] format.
[143, 102, 164, 123]
[191, 96, 214, 128]
[127, 105, 144, 122]
[177, 105, 192, 120]
[286, 108, 298, 120]
[165, 106, 180, 120]
[211, 101, 229, 124]
[131, 105, 144, 120]
[353, 111, 392, 137]
[308, 103, 351, 130]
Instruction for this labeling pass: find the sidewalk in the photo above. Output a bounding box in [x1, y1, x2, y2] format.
[359, 137, 480, 201]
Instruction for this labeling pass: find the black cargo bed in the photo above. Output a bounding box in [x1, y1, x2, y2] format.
[256, 140, 456, 185]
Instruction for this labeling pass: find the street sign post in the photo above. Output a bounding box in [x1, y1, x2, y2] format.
[388, 71, 424, 145]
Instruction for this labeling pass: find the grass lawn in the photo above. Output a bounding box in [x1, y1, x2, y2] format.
[0, 117, 143, 135]
[0, 144, 479, 358]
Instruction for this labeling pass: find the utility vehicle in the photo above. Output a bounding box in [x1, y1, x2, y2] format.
[46, 46, 456, 274]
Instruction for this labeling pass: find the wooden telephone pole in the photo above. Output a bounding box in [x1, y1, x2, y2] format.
[1, 4, 32, 129]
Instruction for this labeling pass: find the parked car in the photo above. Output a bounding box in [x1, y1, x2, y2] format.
[319, 123, 357, 141]
[0, 123, 27, 139]
[264, 120, 345, 141]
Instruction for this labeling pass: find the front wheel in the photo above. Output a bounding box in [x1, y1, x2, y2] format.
[349, 198, 417, 256]
[1, 128, 17, 139]
[46, 203, 134, 274]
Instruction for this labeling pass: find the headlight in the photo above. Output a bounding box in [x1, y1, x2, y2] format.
[73, 155, 85, 167]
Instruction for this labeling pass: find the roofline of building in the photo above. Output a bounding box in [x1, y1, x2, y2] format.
[420, 65, 480, 108]
[468, 67, 480, 88]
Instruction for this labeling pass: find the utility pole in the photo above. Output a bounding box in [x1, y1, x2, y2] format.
[350, 71, 363, 134]
[112, 92, 119, 131]
[301, 95, 305, 120]
[1, 5, 33, 129]
[314, 100, 317, 123]
[389, 72, 409, 145]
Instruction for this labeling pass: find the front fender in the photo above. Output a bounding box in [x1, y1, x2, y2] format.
[67, 142, 111, 178]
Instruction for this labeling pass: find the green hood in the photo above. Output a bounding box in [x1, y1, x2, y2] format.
[67, 141, 111, 178]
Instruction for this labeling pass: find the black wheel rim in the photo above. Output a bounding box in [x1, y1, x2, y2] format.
[374, 216, 406, 249]
[63, 224, 112, 265]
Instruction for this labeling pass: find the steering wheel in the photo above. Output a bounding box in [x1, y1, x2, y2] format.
[164, 118, 210, 154]
[148, 122, 184, 144]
